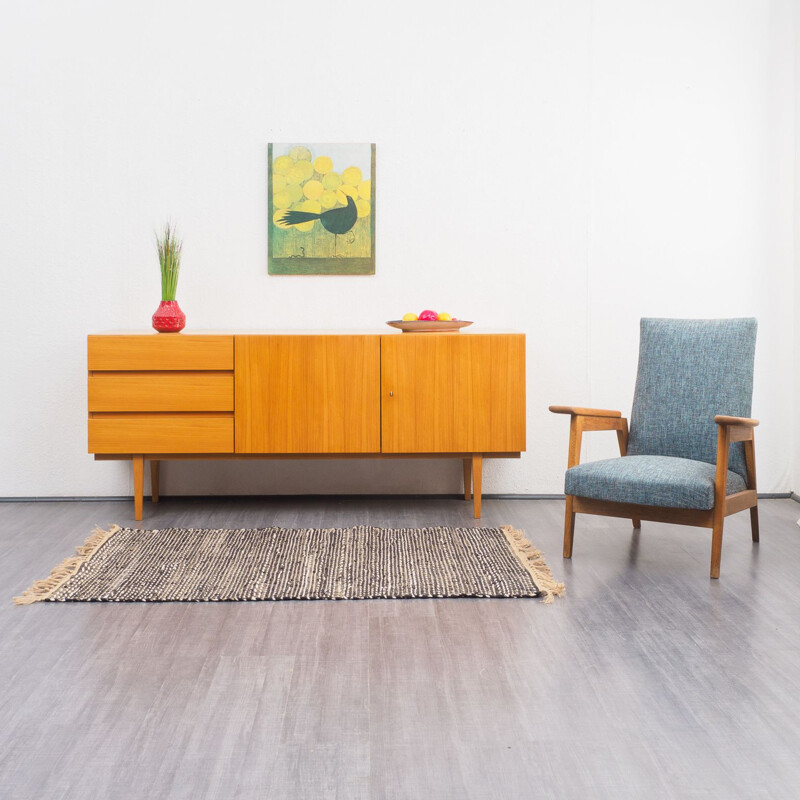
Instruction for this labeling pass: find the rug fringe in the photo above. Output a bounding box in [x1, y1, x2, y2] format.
[500, 525, 565, 603]
[13, 525, 120, 605]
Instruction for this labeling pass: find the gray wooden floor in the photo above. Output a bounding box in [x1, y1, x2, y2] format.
[1, 496, 799, 799]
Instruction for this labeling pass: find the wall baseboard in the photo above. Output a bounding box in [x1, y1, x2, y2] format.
[0, 493, 566, 503]
[0, 492, 793, 502]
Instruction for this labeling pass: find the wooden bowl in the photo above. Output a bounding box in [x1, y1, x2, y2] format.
[386, 320, 474, 333]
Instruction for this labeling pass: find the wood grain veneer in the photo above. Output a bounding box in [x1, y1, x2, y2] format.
[380, 334, 525, 453]
[88, 372, 234, 412]
[88, 415, 234, 454]
[88, 335, 233, 371]
[234, 335, 381, 454]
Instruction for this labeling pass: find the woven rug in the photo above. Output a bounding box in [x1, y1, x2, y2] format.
[14, 524, 565, 605]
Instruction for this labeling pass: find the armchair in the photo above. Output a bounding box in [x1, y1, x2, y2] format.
[550, 318, 758, 578]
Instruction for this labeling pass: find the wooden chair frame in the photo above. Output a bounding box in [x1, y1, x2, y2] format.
[549, 406, 759, 578]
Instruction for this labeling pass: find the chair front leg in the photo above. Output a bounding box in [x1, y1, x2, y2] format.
[710, 425, 731, 579]
[711, 416, 760, 574]
[550, 407, 631, 560]
[563, 495, 576, 558]
[562, 417, 583, 557]
[710, 511, 725, 579]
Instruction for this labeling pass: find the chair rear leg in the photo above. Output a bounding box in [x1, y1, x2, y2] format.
[750, 505, 759, 543]
[563, 495, 576, 558]
[744, 439, 758, 543]
[632, 517, 641, 529]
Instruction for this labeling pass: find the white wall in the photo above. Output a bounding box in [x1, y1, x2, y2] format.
[0, 0, 796, 498]
[795, 0, 800, 498]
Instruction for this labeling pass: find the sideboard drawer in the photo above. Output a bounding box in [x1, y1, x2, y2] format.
[88, 335, 234, 371]
[88, 415, 234, 453]
[89, 372, 234, 412]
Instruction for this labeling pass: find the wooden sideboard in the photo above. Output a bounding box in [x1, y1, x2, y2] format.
[88, 331, 526, 520]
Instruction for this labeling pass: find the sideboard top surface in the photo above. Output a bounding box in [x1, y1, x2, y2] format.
[89, 329, 523, 337]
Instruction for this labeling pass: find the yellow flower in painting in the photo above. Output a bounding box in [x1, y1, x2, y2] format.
[355, 198, 371, 217]
[314, 155, 333, 174]
[303, 179, 324, 200]
[273, 174, 287, 193]
[342, 166, 362, 186]
[320, 190, 337, 209]
[273, 191, 291, 209]
[272, 209, 292, 229]
[273, 155, 293, 175]
[286, 183, 303, 203]
[289, 145, 312, 162]
[322, 171, 342, 191]
[285, 166, 304, 185]
[357, 179, 371, 200]
[294, 159, 314, 181]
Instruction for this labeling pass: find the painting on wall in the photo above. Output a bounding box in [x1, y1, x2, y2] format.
[268, 143, 375, 275]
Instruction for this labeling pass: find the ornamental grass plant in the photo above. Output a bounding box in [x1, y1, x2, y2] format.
[156, 223, 182, 301]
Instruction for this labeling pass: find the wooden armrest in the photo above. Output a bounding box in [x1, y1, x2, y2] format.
[715, 415, 759, 428]
[715, 415, 757, 445]
[714, 415, 758, 498]
[553, 406, 630, 469]
[549, 405, 622, 418]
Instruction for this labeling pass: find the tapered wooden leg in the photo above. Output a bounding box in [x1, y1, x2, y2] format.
[133, 455, 144, 522]
[472, 454, 482, 518]
[710, 517, 724, 579]
[563, 495, 576, 558]
[750, 506, 759, 543]
[151, 460, 160, 503]
[744, 439, 758, 543]
[463, 458, 472, 501]
[632, 517, 641, 529]
[710, 426, 730, 579]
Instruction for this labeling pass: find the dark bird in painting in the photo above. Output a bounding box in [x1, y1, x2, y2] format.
[279, 195, 358, 257]
[279, 194, 358, 234]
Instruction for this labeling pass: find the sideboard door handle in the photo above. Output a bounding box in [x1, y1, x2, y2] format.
[389, 391, 394, 397]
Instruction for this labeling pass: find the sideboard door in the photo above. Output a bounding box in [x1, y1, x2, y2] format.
[381, 334, 526, 453]
[235, 336, 381, 453]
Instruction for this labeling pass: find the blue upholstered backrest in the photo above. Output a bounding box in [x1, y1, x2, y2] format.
[627, 318, 757, 479]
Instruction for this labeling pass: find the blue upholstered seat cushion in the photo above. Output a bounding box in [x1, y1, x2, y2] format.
[565, 455, 747, 510]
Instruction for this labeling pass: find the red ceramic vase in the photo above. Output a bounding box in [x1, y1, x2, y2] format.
[152, 300, 186, 332]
